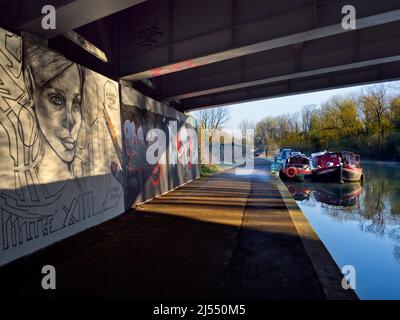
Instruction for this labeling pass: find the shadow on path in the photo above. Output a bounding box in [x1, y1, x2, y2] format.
[0, 158, 351, 299]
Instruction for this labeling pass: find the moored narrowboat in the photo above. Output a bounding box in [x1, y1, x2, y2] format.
[279, 154, 312, 182]
[271, 148, 292, 174]
[341, 151, 364, 183]
[311, 151, 363, 183]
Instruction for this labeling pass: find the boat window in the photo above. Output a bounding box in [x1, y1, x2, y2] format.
[315, 154, 341, 167]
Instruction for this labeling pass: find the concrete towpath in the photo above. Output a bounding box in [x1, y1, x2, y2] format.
[0, 158, 357, 300]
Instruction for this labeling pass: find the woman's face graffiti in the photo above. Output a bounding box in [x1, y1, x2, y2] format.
[33, 64, 82, 163]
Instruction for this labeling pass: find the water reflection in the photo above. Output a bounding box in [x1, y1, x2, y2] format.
[286, 182, 362, 208]
[284, 162, 400, 299]
[286, 175, 400, 263]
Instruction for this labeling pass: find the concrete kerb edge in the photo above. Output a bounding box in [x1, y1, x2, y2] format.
[272, 175, 359, 300]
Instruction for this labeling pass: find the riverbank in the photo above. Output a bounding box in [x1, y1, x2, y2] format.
[200, 162, 242, 176]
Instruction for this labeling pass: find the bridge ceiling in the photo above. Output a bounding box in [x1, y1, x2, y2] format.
[2, 0, 400, 111]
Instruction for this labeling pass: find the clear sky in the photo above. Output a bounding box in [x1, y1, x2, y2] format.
[222, 80, 400, 128]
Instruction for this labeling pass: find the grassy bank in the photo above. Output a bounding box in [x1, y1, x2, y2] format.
[200, 164, 220, 177]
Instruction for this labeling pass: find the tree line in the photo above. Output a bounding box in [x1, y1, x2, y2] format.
[255, 83, 400, 160]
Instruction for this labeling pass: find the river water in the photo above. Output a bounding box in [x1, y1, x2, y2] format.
[283, 161, 400, 300]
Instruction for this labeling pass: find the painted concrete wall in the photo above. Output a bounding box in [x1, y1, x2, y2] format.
[120, 85, 199, 208]
[0, 28, 198, 266]
[0, 28, 124, 266]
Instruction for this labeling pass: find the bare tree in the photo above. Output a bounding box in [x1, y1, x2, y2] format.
[238, 119, 255, 137]
[197, 106, 231, 133]
[360, 84, 393, 151]
[195, 107, 231, 163]
[255, 116, 279, 153]
[301, 104, 317, 133]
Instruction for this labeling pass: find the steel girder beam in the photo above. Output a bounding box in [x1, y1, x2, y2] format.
[166, 56, 400, 102]
[18, 0, 147, 38]
[119, 0, 400, 81]
[162, 20, 400, 102]
[175, 60, 400, 111]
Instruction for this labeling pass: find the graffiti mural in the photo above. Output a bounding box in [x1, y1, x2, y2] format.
[121, 105, 168, 206]
[121, 87, 199, 209]
[0, 28, 124, 266]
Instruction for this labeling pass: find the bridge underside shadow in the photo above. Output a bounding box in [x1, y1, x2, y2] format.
[0, 158, 356, 300]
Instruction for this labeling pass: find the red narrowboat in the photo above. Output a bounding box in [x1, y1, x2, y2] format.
[279, 154, 312, 182]
[311, 151, 363, 183]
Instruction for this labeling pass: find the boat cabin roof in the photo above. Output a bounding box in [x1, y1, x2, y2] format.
[312, 151, 359, 158]
[311, 151, 360, 167]
[286, 155, 310, 165]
